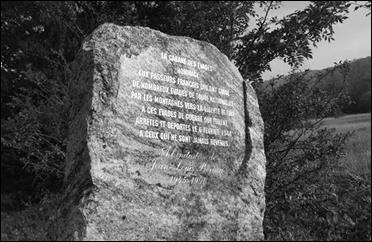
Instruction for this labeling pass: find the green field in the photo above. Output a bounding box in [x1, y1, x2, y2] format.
[321, 113, 371, 176]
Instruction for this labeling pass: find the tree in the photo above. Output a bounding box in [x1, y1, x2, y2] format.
[158, 1, 360, 81]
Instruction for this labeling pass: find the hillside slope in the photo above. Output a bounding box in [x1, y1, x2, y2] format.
[266, 56, 371, 114]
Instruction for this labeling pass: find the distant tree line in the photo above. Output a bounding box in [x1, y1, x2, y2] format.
[341, 57, 371, 114]
[267, 56, 371, 115]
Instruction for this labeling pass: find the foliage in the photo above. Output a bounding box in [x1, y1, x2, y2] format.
[263, 56, 371, 114]
[344, 57, 371, 113]
[1, 192, 61, 241]
[1, 1, 82, 195]
[255, 63, 371, 240]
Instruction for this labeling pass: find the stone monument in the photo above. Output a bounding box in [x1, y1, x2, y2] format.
[54, 23, 266, 241]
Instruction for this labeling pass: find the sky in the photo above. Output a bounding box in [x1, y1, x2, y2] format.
[261, 1, 372, 80]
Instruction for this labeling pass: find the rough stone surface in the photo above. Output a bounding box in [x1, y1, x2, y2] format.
[53, 23, 266, 241]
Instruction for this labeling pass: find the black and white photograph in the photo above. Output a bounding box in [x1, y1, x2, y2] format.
[1, 1, 371, 241]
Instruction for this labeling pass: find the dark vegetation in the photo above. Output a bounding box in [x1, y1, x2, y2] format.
[256, 66, 371, 240]
[1, 1, 371, 240]
[267, 56, 371, 114]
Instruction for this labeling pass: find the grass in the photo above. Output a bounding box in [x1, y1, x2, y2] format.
[321, 113, 371, 177]
[321, 113, 371, 241]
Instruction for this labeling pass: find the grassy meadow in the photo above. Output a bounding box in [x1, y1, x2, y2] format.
[321, 113, 371, 177]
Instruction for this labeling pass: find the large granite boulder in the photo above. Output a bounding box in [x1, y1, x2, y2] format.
[54, 23, 266, 241]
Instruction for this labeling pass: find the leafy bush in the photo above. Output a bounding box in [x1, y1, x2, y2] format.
[1, 193, 61, 241]
[256, 64, 371, 240]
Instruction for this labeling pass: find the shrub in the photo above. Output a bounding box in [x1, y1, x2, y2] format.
[256, 63, 371, 240]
